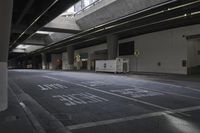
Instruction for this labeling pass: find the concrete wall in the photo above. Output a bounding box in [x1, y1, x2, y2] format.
[119, 24, 200, 74]
[76, 0, 169, 30]
[45, 16, 81, 31]
[0, 0, 13, 111]
[188, 39, 200, 68]
[71, 24, 200, 74]
[49, 33, 73, 43]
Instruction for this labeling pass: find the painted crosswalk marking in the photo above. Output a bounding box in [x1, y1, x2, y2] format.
[38, 84, 68, 91]
[53, 93, 109, 106]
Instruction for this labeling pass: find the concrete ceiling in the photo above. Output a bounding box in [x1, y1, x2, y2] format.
[9, 0, 200, 59]
[10, 0, 80, 50]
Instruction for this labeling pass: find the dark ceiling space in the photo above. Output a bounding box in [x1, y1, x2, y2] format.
[10, 0, 79, 50]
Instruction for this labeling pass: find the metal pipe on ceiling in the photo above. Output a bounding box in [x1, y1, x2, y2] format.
[34, 0, 181, 49]
[34, 11, 200, 54]
[52, 0, 194, 41]
[32, 0, 200, 54]
[54, 0, 180, 42]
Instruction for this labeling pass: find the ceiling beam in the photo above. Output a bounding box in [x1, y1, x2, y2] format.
[21, 42, 47, 46]
[40, 27, 81, 34]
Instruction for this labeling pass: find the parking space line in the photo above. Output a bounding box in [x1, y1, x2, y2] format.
[67, 105, 200, 130]
[43, 76, 169, 110]
[132, 86, 200, 100]
[42, 76, 190, 116]
[130, 78, 200, 93]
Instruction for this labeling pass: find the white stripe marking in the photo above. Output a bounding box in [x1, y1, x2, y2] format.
[130, 78, 200, 93]
[43, 76, 169, 110]
[42, 76, 189, 116]
[132, 86, 200, 100]
[67, 105, 200, 130]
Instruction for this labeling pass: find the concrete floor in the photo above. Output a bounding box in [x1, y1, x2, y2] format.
[6, 69, 200, 133]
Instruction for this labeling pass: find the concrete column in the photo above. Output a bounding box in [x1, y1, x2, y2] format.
[22, 60, 27, 69]
[0, 0, 13, 112]
[32, 56, 37, 69]
[41, 53, 47, 69]
[87, 54, 92, 71]
[107, 34, 118, 60]
[67, 46, 74, 70]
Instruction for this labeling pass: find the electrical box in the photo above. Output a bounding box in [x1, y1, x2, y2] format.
[95, 58, 129, 73]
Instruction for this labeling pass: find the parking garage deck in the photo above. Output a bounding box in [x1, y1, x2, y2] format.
[1, 70, 200, 133]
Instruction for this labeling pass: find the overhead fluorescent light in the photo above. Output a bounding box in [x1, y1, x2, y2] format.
[16, 44, 30, 49]
[36, 31, 53, 34]
[12, 48, 26, 53]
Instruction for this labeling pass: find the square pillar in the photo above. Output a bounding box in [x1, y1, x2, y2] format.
[0, 0, 13, 112]
[41, 53, 47, 69]
[107, 34, 118, 60]
[67, 46, 75, 70]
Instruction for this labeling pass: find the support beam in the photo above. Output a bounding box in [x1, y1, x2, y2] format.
[40, 27, 81, 34]
[0, 0, 13, 112]
[107, 34, 118, 60]
[41, 53, 47, 69]
[22, 42, 47, 46]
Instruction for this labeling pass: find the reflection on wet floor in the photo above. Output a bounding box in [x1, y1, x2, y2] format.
[164, 114, 200, 133]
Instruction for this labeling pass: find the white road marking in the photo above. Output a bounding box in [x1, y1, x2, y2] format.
[133, 86, 200, 100]
[144, 77, 200, 93]
[44, 84, 54, 90]
[42, 76, 189, 116]
[38, 84, 68, 91]
[55, 84, 68, 89]
[184, 86, 200, 93]
[129, 78, 200, 93]
[53, 93, 108, 106]
[38, 85, 49, 91]
[53, 95, 84, 106]
[81, 81, 110, 87]
[67, 105, 200, 130]
[110, 88, 163, 98]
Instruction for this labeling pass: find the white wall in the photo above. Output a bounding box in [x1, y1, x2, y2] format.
[188, 39, 200, 68]
[119, 24, 200, 74]
[63, 24, 200, 74]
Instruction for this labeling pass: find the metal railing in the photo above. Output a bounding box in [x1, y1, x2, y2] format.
[61, 0, 103, 18]
[74, 0, 102, 16]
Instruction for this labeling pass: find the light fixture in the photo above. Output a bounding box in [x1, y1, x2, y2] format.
[36, 31, 53, 34]
[16, 44, 30, 49]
